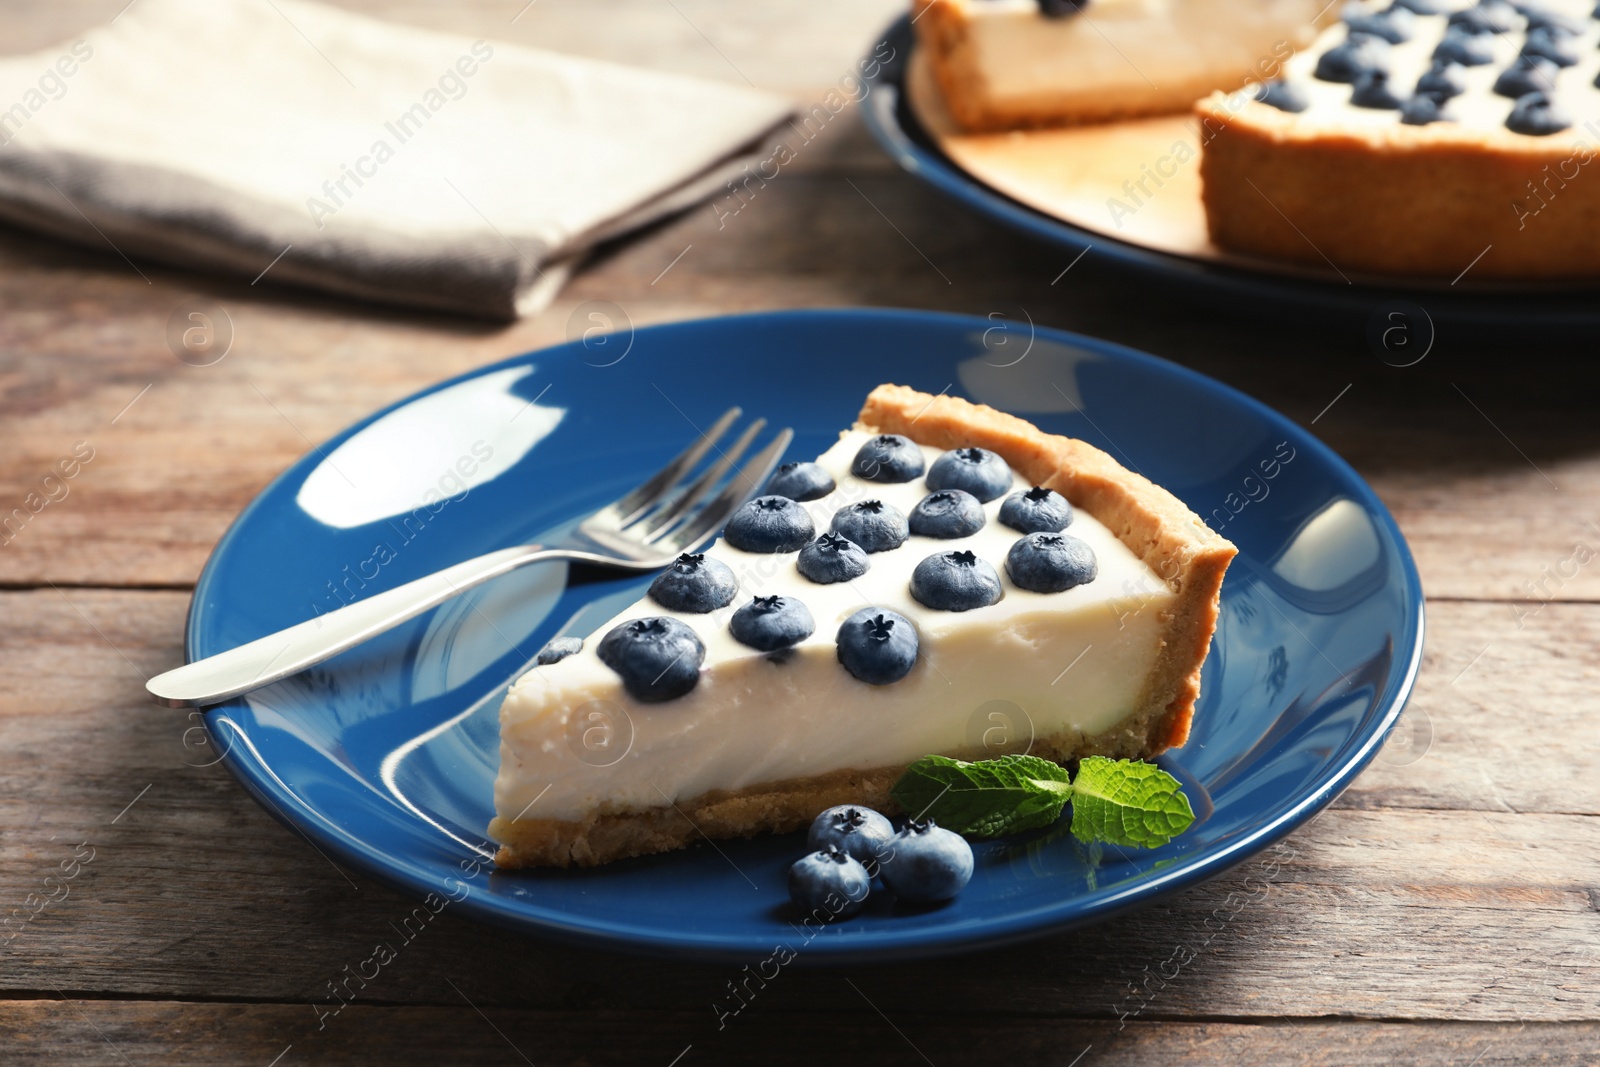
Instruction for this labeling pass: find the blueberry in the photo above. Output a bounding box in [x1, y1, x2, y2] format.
[729, 595, 815, 652]
[535, 636, 582, 665]
[808, 805, 896, 871]
[788, 845, 871, 918]
[851, 434, 925, 483]
[911, 549, 1004, 612]
[766, 461, 835, 502]
[998, 486, 1073, 534]
[1400, 91, 1455, 125]
[830, 499, 909, 553]
[1351, 68, 1405, 109]
[1006, 532, 1098, 593]
[836, 608, 918, 685]
[596, 617, 704, 702]
[1448, 2, 1515, 33]
[925, 447, 1013, 503]
[878, 820, 973, 904]
[1506, 90, 1572, 134]
[1251, 79, 1310, 113]
[1315, 33, 1390, 83]
[1494, 55, 1560, 98]
[725, 495, 815, 553]
[1433, 28, 1497, 65]
[1521, 27, 1580, 67]
[1416, 61, 1468, 99]
[797, 532, 870, 585]
[648, 552, 738, 613]
[909, 489, 986, 539]
[1519, 4, 1586, 36]
[1390, 0, 1449, 11]
[1344, 6, 1414, 43]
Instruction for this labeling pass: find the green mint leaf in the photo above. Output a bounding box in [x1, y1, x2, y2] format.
[890, 754, 1074, 839]
[1069, 756, 1194, 849]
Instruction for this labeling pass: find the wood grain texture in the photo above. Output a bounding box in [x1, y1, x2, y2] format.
[0, 1002, 1592, 1067]
[1, 1, 1598, 1063]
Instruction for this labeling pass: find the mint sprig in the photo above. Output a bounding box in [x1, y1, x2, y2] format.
[890, 753, 1194, 849]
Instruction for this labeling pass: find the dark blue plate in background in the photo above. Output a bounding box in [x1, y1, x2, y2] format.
[860, 17, 1600, 339]
[190, 309, 1424, 963]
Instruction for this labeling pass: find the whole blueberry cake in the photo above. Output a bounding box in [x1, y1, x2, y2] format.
[1199, 0, 1600, 277]
[490, 386, 1235, 869]
[911, 0, 1330, 132]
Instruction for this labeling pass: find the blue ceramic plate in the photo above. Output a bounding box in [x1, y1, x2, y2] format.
[191, 309, 1423, 963]
[861, 18, 1600, 335]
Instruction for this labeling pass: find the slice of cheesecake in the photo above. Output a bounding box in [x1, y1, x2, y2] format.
[490, 385, 1235, 868]
[911, 0, 1331, 133]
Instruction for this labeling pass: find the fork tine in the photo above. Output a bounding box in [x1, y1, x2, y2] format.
[637, 418, 765, 539]
[610, 407, 740, 525]
[663, 428, 794, 553]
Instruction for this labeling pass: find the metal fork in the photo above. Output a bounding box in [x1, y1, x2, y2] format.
[146, 409, 791, 709]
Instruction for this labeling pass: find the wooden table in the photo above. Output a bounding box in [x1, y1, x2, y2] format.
[3, 3, 1597, 1064]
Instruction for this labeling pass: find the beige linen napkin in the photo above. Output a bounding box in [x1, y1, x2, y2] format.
[0, 0, 795, 318]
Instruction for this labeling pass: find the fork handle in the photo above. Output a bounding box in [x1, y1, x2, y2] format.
[146, 544, 570, 709]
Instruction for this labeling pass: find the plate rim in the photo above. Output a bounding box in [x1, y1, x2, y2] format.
[189, 306, 1427, 963]
[861, 16, 1600, 324]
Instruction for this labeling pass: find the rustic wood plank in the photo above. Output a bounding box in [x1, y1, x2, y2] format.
[0, 1002, 1589, 1067]
[2, 590, 1598, 1022]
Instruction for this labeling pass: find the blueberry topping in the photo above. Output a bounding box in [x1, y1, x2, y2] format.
[835, 608, 918, 685]
[808, 805, 895, 872]
[1494, 55, 1560, 98]
[596, 617, 705, 703]
[1506, 90, 1572, 135]
[1352, 69, 1406, 109]
[909, 489, 986, 539]
[1416, 60, 1468, 99]
[999, 486, 1074, 534]
[1316, 33, 1390, 84]
[1344, 6, 1414, 43]
[1037, 0, 1086, 16]
[797, 532, 870, 585]
[830, 498, 910, 553]
[1400, 91, 1456, 125]
[788, 845, 871, 918]
[1521, 27, 1580, 67]
[1448, 2, 1515, 33]
[765, 461, 835, 502]
[1251, 79, 1311, 113]
[911, 549, 1004, 612]
[878, 819, 973, 904]
[1433, 28, 1497, 66]
[1390, 0, 1450, 11]
[535, 636, 582, 665]
[851, 434, 925, 483]
[724, 495, 815, 553]
[729, 595, 815, 652]
[647, 552, 738, 613]
[1519, 4, 1585, 36]
[925, 446, 1012, 503]
[1006, 532, 1098, 593]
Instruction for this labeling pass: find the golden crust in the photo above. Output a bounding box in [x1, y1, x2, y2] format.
[492, 386, 1235, 869]
[1197, 94, 1600, 279]
[493, 717, 1176, 869]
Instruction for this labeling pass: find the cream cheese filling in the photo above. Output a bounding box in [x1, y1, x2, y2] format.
[494, 431, 1175, 823]
[1274, 0, 1600, 135]
[956, 0, 1325, 107]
